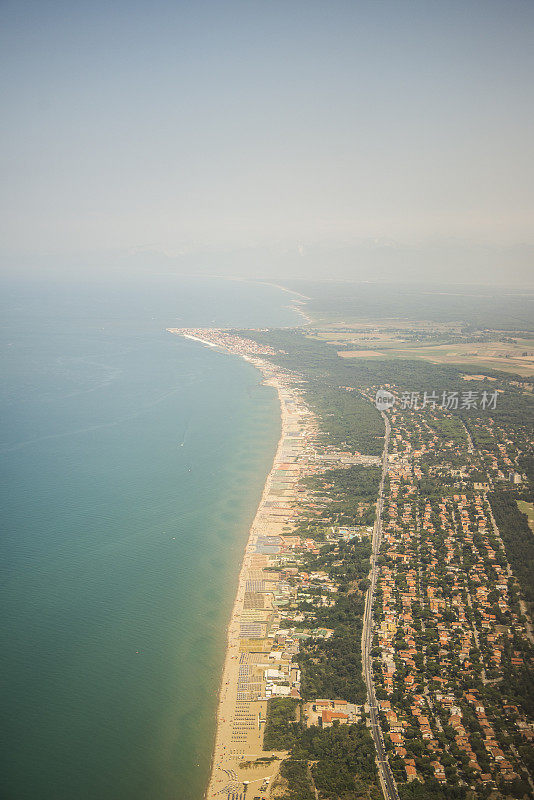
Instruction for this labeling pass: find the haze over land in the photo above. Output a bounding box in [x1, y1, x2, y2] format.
[1, 0, 533, 287]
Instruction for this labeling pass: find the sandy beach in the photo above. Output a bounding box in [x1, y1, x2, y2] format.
[205, 359, 298, 799]
[167, 329, 314, 799]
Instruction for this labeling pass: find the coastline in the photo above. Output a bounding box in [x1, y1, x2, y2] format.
[205, 360, 290, 798]
[167, 328, 313, 799]
[182, 333, 220, 347]
[287, 302, 313, 326]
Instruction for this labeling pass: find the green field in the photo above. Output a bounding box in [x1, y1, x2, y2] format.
[517, 500, 534, 534]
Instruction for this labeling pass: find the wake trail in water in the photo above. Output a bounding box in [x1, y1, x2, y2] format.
[1, 383, 195, 453]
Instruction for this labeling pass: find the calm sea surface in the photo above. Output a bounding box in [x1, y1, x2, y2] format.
[0, 274, 299, 800]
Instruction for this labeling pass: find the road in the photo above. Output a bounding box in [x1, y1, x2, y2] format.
[361, 411, 399, 800]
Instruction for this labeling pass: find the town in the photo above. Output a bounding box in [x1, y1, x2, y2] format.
[169, 328, 534, 800]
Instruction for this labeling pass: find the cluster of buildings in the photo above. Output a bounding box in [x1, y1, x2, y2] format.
[467, 414, 529, 487]
[303, 698, 363, 728]
[230, 374, 370, 751]
[176, 328, 533, 799]
[166, 328, 277, 356]
[372, 406, 533, 792]
[205, 351, 376, 799]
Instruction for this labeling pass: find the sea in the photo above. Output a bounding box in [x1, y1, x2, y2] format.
[0, 272, 300, 800]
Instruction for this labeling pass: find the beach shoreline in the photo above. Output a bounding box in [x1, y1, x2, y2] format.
[204, 358, 290, 799]
[166, 328, 311, 799]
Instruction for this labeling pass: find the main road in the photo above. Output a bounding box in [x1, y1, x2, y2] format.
[361, 411, 399, 800]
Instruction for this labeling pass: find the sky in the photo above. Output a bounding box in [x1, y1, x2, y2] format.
[1, 0, 533, 285]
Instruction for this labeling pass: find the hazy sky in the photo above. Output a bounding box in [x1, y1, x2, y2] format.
[1, 0, 533, 282]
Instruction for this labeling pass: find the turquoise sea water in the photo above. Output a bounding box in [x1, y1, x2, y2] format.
[0, 274, 299, 800]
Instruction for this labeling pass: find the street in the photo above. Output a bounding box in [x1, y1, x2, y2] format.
[361, 412, 400, 800]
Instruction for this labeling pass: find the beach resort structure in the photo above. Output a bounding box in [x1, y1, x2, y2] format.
[168, 329, 366, 799]
[168, 330, 316, 797]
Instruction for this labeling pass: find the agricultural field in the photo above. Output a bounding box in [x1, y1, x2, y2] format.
[308, 324, 534, 377]
[517, 500, 534, 534]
